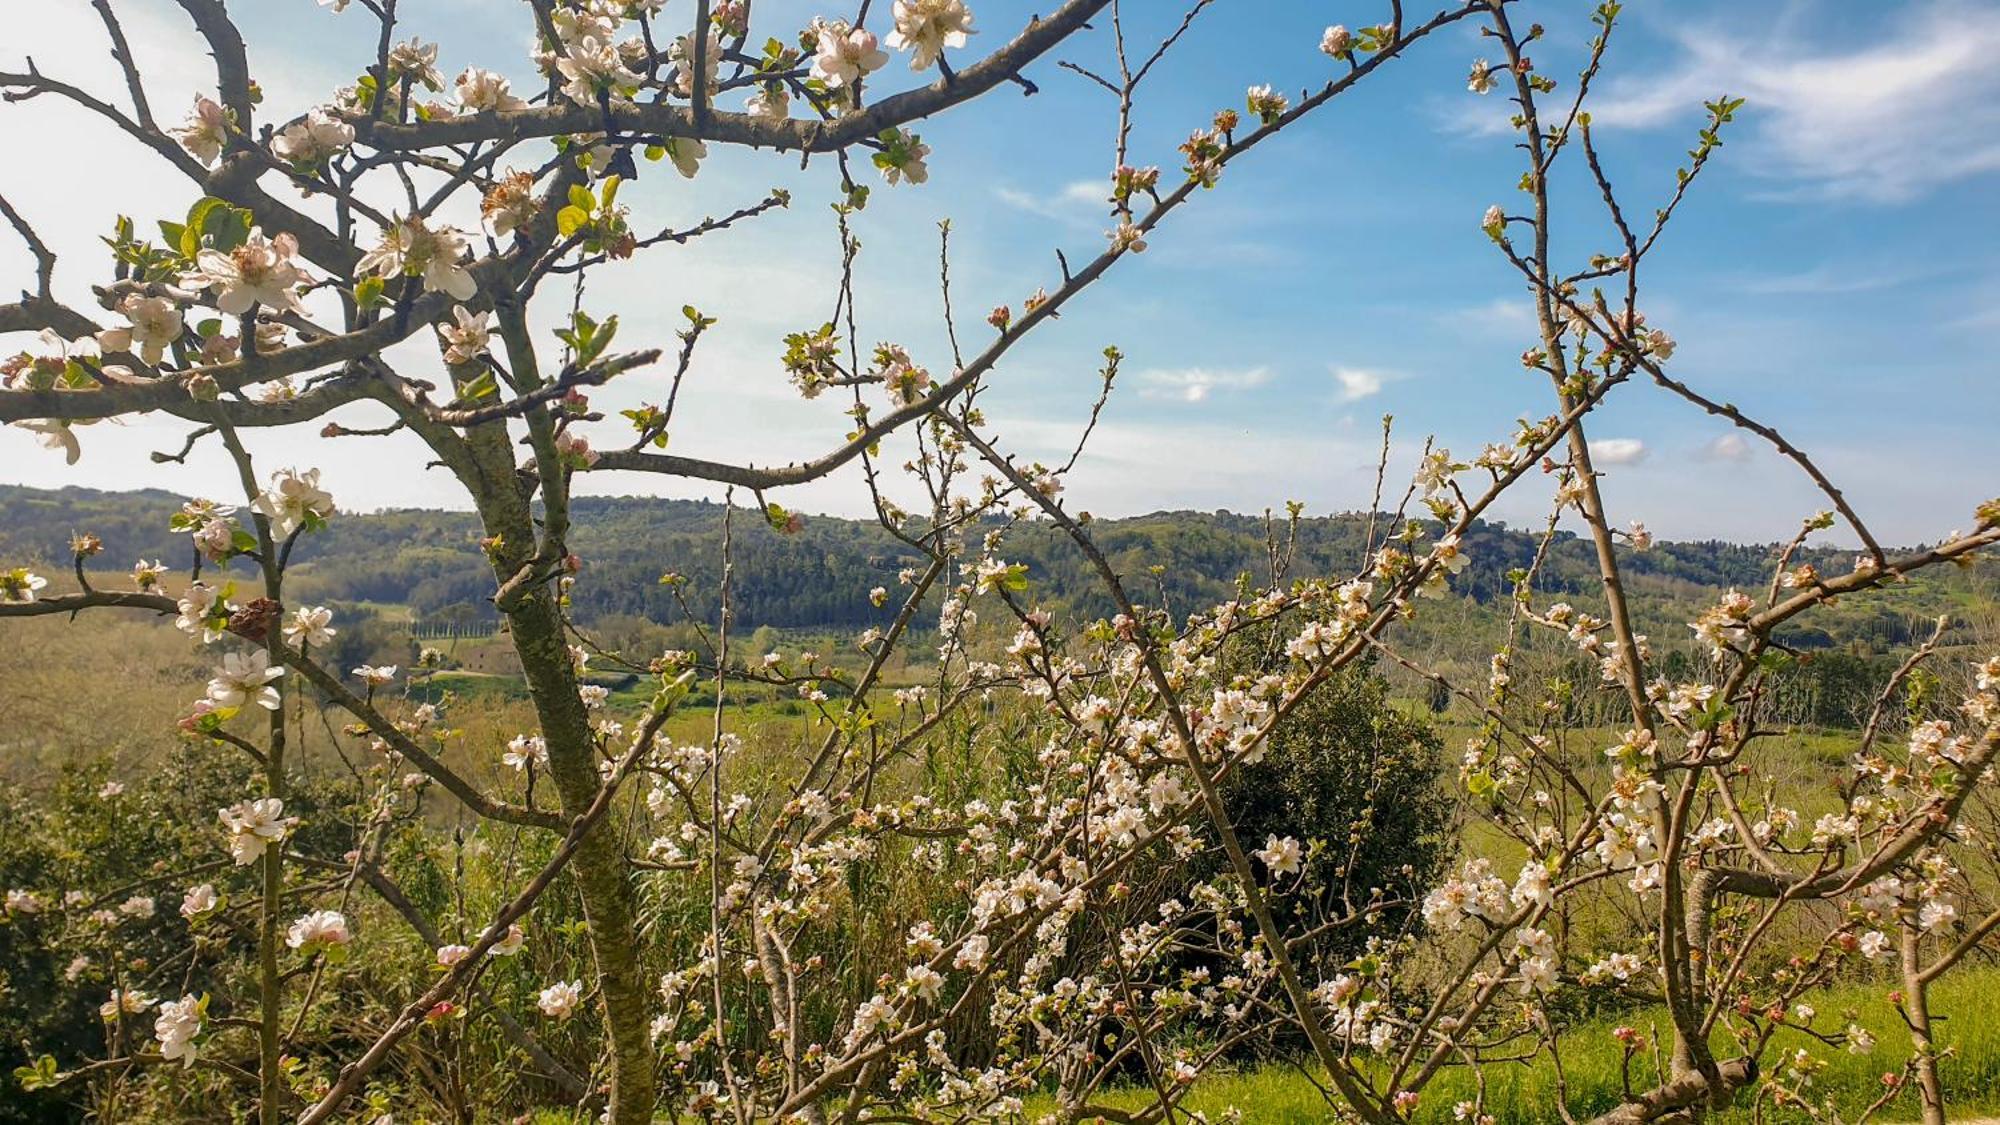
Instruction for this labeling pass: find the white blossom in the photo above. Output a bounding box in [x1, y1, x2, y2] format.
[1256, 834, 1303, 877]
[207, 649, 284, 711]
[286, 909, 352, 950]
[455, 67, 526, 113]
[438, 306, 492, 366]
[97, 295, 185, 366]
[283, 605, 337, 647]
[272, 108, 355, 165]
[357, 216, 477, 301]
[154, 994, 203, 1067]
[217, 797, 298, 865]
[887, 0, 975, 72]
[180, 228, 308, 315]
[538, 979, 583, 1019]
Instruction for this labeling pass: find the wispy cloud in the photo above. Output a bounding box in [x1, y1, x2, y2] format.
[1135, 366, 1271, 403]
[1589, 438, 1649, 465]
[1059, 179, 1106, 206]
[1332, 367, 1385, 402]
[1721, 264, 1936, 296]
[1587, 5, 2000, 202]
[1442, 297, 1536, 336]
[1446, 5, 2000, 202]
[993, 179, 1108, 226]
[1700, 433, 1753, 462]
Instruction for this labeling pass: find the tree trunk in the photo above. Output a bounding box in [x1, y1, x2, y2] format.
[443, 414, 657, 1122]
[1902, 924, 1946, 1125]
[504, 583, 656, 1121]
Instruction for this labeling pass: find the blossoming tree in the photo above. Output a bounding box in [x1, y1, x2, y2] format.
[2, 1, 1997, 1123]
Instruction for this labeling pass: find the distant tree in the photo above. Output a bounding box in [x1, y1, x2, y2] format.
[1214, 660, 1454, 972]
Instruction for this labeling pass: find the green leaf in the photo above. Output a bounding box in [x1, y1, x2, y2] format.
[184, 196, 252, 254]
[353, 275, 386, 310]
[577, 314, 618, 365]
[652, 668, 698, 713]
[643, 143, 666, 162]
[456, 370, 497, 401]
[183, 198, 225, 256]
[567, 184, 595, 212]
[13, 1054, 59, 1092]
[204, 204, 253, 252]
[556, 206, 592, 238]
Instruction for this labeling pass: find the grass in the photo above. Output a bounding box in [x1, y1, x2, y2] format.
[1035, 968, 2000, 1123]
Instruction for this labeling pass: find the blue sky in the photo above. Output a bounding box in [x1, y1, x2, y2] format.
[2, 0, 1996, 545]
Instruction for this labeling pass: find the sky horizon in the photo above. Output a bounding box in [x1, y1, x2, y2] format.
[3, 0, 1995, 550]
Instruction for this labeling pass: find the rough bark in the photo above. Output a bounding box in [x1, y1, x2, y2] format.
[1585, 1057, 1757, 1125]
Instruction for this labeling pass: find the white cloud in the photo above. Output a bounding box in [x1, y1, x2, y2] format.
[1060, 179, 1107, 206]
[1702, 433, 1753, 462]
[992, 179, 1106, 226]
[1575, 4, 2000, 202]
[1331, 367, 1384, 402]
[1588, 438, 1648, 466]
[1135, 366, 1271, 403]
[1443, 297, 1536, 337]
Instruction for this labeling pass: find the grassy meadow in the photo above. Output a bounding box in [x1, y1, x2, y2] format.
[1027, 965, 2000, 1123]
[8, 564, 2000, 1123]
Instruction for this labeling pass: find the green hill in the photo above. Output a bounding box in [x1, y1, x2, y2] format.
[0, 484, 1982, 664]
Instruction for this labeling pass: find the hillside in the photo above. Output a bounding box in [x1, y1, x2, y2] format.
[0, 484, 1981, 658]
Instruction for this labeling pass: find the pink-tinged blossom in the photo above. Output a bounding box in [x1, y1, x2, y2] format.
[557, 37, 644, 106]
[272, 108, 355, 165]
[438, 306, 492, 365]
[172, 96, 230, 165]
[180, 884, 219, 918]
[175, 581, 232, 642]
[810, 20, 888, 88]
[180, 229, 308, 316]
[286, 909, 351, 950]
[538, 979, 583, 1019]
[97, 295, 184, 366]
[386, 38, 443, 89]
[217, 797, 298, 865]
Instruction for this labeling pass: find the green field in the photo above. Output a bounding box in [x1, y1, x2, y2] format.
[1028, 969, 2000, 1123]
